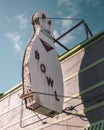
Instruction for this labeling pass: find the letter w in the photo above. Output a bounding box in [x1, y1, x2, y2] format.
[46, 77, 54, 87]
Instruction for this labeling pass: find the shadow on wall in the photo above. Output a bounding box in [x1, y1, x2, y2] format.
[79, 37, 104, 123]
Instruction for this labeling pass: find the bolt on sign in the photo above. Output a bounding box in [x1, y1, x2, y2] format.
[22, 10, 64, 117]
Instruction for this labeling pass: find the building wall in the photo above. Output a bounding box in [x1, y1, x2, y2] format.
[0, 30, 104, 130]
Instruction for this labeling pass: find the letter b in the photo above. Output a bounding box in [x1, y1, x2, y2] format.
[35, 50, 40, 60]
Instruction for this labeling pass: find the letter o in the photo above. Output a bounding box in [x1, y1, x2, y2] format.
[40, 64, 46, 73]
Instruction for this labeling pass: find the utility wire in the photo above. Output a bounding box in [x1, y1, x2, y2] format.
[22, 91, 104, 111]
[22, 91, 104, 103]
[23, 91, 84, 100]
[20, 92, 104, 127]
[43, 121, 83, 128]
[62, 110, 86, 118]
[64, 92, 104, 111]
[54, 123, 83, 128]
[39, 17, 83, 21]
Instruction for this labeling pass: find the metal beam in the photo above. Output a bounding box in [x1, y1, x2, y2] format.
[53, 38, 69, 51]
[56, 20, 84, 41]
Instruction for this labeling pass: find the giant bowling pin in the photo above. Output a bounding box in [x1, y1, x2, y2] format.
[22, 10, 64, 117]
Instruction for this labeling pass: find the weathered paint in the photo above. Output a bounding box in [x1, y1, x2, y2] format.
[22, 11, 63, 117]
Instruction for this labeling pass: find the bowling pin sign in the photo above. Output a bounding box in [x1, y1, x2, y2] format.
[22, 10, 64, 117]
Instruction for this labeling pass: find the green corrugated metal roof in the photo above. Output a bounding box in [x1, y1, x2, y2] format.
[84, 120, 104, 130]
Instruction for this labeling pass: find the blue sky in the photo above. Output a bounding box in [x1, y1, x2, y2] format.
[0, 0, 104, 93]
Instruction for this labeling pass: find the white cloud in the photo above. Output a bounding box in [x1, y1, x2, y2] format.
[61, 16, 73, 31]
[79, 0, 100, 7]
[60, 33, 75, 45]
[55, 0, 100, 53]
[6, 32, 22, 52]
[16, 13, 28, 29]
[53, 29, 60, 38]
[57, 0, 72, 6]
[57, 0, 80, 13]
[85, 0, 100, 6]
[14, 43, 21, 51]
[55, 0, 82, 51]
[57, 0, 80, 31]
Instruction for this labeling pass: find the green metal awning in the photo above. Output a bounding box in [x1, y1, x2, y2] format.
[84, 120, 104, 130]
